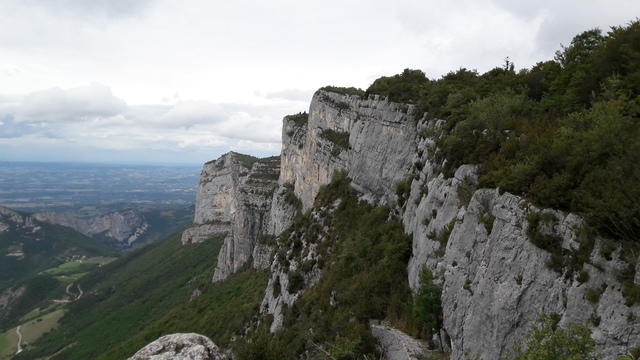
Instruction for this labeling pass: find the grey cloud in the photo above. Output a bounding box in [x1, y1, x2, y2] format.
[16, 84, 127, 123]
[154, 101, 228, 129]
[259, 89, 314, 102]
[20, 0, 155, 19]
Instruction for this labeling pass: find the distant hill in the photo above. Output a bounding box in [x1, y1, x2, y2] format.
[0, 205, 117, 328]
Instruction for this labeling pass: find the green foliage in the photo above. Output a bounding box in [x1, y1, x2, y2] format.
[434, 219, 456, 257]
[617, 347, 640, 360]
[320, 129, 351, 155]
[286, 112, 308, 128]
[230, 152, 259, 169]
[287, 271, 304, 293]
[237, 172, 416, 359]
[585, 285, 605, 304]
[321, 86, 365, 97]
[282, 183, 302, 211]
[367, 21, 640, 244]
[513, 314, 597, 360]
[526, 212, 562, 253]
[0, 219, 116, 329]
[395, 179, 412, 207]
[456, 177, 476, 207]
[413, 268, 442, 335]
[479, 214, 496, 234]
[16, 233, 226, 360]
[99, 269, 268, 359]
[366, 69, 429, 103]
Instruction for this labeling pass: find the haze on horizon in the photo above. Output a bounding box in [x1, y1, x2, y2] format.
[0, 0, 637, 165]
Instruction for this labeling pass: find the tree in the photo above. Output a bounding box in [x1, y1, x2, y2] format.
[414, 267, 443, 350]
[513, 315, 597, 360]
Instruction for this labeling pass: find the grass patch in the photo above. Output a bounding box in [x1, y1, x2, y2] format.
[20, 310, 65, 347]
[0, 329, 19, 360]
[43, 262, 97, 277]
[15, 232, 224, 360]
[99, 269, 268, 359]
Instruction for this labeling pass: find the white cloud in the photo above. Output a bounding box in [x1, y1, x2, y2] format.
[0, 0, 638, 163]
[16, 84, 126, 123]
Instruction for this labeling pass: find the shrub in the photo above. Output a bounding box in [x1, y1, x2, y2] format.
[395, 179, 412, 207]
[526, 212, 563, 253]
[413, 268, 443, 347]
[513, 314, 597, 360]
[319, 129, 350, 156]
[320, 86, 365, 97]
[479, 214, 496, 234]
[585, 286, 604, 304]
[287, 271, 305, 293]
[456, 176, 476, 207]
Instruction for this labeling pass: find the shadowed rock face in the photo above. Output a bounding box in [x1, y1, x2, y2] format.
[128, 333, 226, 360]
[181, 152, 279, 282]
[33, 209, 148, 248]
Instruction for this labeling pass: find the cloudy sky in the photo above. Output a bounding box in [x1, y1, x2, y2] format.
[0, 0, 637, 165]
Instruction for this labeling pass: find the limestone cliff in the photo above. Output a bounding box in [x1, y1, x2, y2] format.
[185, 88, 639, 359]
[181, 152, 279, 281]
[33, 209, 148, 248]
[279, 90, 418, 210]
[263, 90, 640, 359]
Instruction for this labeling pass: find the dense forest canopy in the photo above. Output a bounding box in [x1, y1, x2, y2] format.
[363, 20, 640, 244]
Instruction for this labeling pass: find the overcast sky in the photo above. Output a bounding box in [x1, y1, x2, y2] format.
[0, 0, 637, 165]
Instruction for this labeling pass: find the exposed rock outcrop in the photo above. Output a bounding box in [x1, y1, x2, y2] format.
[371, 323, 429, 360]
[0, 206, 38, 233]
[33, 209, 148, 248]
[128, 333, 226, 360]
[263, 90, 640, 359]
[186, 88, 639, 359]
[279, 90, 417, 210]
[181, 152, 279, 282]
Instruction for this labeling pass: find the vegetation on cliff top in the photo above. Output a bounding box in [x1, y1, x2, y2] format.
[365, 21, 640, 246]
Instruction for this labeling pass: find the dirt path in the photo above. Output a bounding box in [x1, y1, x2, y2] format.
[65, 283, 74, 297]
[15, 325, 23, 355]
[76, 284, 83, 300]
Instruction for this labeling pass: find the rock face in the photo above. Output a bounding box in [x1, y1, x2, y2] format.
[128, 333, 226, 360]
[33, 209, 148, 248]
[264, 90, 639, 359]
[0, 206, 38, 233]
[371, 323, 429, 360]
[280, 90, 418, 210]
[181, 152, 279, 282]
[186, 88, 640, 359]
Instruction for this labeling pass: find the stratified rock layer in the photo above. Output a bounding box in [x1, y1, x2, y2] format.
[181, 152, 279, 282]
[267, 89, 640, 359]
[185, 88, 640, 359]
[33, 209, 148, 248]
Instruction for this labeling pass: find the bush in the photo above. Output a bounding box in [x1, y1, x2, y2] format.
[321, 86, 365, 97]
[320, 129, 351, 156]
[395, 179, 412, 207]
[513, 314, 597, 360]
[366, 69, 429, 103]
[370, 21, 640, 246]
[287, 271, 304, 293]
[526, 212, 562, 253]
[414, 268, 443, 344]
